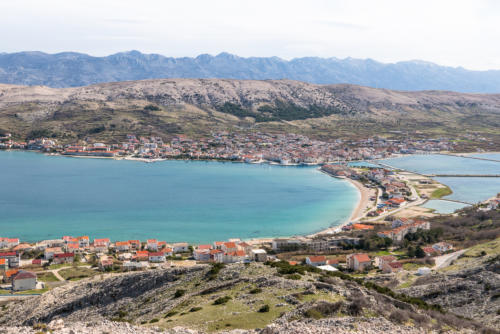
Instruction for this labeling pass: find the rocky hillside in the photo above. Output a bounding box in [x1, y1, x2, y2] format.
[0, 262, 495, 333]
[2, 51, 500, 93]
[400, 239, 500, 328]
[1, 79, 500, 142]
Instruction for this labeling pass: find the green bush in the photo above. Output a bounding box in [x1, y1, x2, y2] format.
[213, 296, 232, 305]
[304, 308, 323, 319]
[164, 311, 178, 318]
[258, 304, 270, 313]
[286, 273, 302, 280]
[149, 318, 159, 323]
[174, 289, 186, 298]
[207, 263, 225, 280]
[190, 307, 202, 312]
[249, 288, 262, 294]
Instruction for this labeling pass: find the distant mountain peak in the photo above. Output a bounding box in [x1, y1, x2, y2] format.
[0, 51, 499, 92]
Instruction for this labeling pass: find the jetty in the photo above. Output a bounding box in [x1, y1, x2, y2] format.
[437, 198, 474, 205]
[424, 174, 500, 177]
[441, 153, 500, 163]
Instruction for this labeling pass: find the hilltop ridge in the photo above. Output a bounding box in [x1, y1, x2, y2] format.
[1, 79, 499, 143]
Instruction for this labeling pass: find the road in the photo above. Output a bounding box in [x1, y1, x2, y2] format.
[433, 249, 466, 270]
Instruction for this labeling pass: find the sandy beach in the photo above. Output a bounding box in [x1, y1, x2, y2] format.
[307, 172, 376, 237]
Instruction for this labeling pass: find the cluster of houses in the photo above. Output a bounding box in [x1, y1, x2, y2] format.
[304, 253, 400, 273]
[1, 129, 457, 165]
[321, 165, 415, 217]
[272, 236, 361, 252]
[377, 218, 431, 242]
[481, 195, 500, 211]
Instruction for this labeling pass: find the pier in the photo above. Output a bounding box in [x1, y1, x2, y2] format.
[436, 198, 474, 205]
[441, 153, 500, 163]
[425, 174, 500, 177]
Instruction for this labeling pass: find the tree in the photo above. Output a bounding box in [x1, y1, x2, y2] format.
[407, 246, 415, 258]
[383, 237, 393, 249]
[415, 246, 425, 258]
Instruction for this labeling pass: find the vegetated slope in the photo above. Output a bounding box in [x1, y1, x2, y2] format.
[0, 262, 495, 333]
[1, 79, 500, 143]
[2, 51, 500, 93]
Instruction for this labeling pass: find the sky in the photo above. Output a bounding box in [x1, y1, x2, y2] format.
[1, 0, 499, 70]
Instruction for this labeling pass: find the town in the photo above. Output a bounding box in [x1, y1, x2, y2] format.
[0, 131, 456, 165]
[0, 216, 455, 293]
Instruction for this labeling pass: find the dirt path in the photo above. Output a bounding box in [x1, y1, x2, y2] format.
[434, 249, 466, 269]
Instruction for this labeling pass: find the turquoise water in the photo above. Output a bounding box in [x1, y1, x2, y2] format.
[380, 154, 500, 175]
[468, 153, 500, 161]
[0, 151, 359, 243]
[422, 200, 470, 214]
[348, 161, 380, 168]
[380, 154, 500, 212]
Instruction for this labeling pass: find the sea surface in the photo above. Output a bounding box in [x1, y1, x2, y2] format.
[379, 154, 500, 213]
[0, 151, 359, 243]
[467, 153, 500, 161]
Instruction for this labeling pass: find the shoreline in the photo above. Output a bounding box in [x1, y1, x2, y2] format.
[1, 150, 498, 246]
[306, 171, 374, 237]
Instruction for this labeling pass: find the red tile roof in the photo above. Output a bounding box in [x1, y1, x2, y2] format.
[13, 271, 36, 280]
[352, 253, 371, 263]
[54, 253, 74, 258]
[308, 255, 326, 263]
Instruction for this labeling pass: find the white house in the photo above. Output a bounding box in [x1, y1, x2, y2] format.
[44, 247, 63, 260]
[432, 242, 453, 253]
[147, 239, 158, 251]
[115, 241, 130, 252]
[374, 255, 397, 270]
[148, 252, 166, 263]
[250, 249, 267, 262]
[173, 242, 189, 253]
[346, 253, 371, 271]
[12, 271, 37, 291]
[306, 255, 327, 266]
[193, 249, 211, 261]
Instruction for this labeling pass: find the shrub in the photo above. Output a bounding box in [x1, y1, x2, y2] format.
[213, 296, 232, 305]
[347, 298, 366, 316]
[149, 318, 159, 323]
[409, 312, 430, 327]
[174, 289, 186, 298]
[286, 273, 302, 280]
[389, 309, 410, 324]
[249, 288, 262, 294]
[314, 301, 343, 316]
[190, 307, 202, 312]
[144, 104, 160, 111]
[258, 304, 270, 313]
[207, 263, 225, 280]
[164, 311, 178, 318]
[304, 308, 323, 319]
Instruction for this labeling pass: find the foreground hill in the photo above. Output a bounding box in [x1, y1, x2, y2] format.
[0, 262, 494, 333]
[1, 79, 500, 142]
[400, 238, 500, 328]
[1, 51, 500, 93]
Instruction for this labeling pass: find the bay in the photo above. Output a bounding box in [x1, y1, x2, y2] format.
[0, 151, 359, 243]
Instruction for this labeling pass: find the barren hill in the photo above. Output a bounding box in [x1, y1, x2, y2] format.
[0, 79, 499, 142]
[0, 262, 494, 333]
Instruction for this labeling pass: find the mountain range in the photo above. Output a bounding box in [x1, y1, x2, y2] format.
[1, 51, 500, 93]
